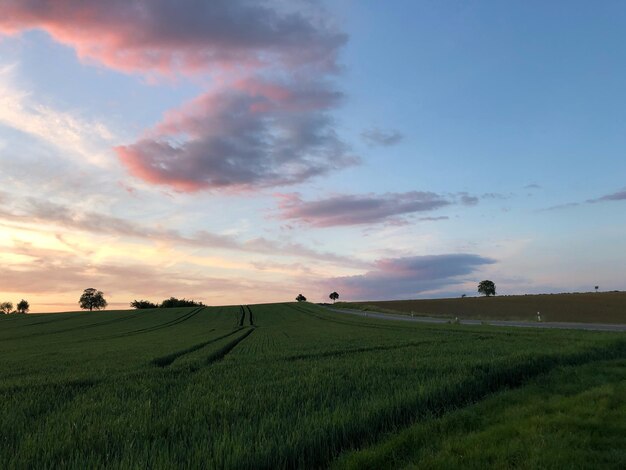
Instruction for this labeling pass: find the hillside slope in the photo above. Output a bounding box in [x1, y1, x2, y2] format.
[338, 291, 626, 324]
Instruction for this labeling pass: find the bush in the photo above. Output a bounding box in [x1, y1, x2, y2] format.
[159, 297, 204, 308]
[130, 300, 158, 309]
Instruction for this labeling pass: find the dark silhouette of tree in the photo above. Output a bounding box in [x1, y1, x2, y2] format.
[477, 280, 496, 297]
[16, 299, 29, 314]
[159, 297, 204, 308]
[595, 285, 599, 293]
[130, 299, 158, 309]
[79, 288, 107, 311]
[461, 294, 467, 298]
[296, 294, 307, 302]
[0, 302, 13, 314]
[329, 292, 339, 303]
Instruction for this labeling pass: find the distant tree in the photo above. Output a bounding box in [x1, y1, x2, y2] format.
[79, 288, 108, 311]
[461, 294, 467, 298]
[0, 302, 13, 314]
[329, 292, 339, 303]
[595, 285, 599, 293]
[159, 297, 204, 308]
[477, 280, 496, 297]
[130, 299, 158, 309]
[296, 294, 307, 302]
[16, 299, 29, 314]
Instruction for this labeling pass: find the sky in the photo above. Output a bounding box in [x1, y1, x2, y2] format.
[0, 0, 625, 312]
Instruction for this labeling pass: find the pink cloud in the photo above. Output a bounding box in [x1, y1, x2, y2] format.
[276, 191, 452, 227]
[0, 1, 351, 192]
[116, 77, 355, 191]
[0, 0, 346, 76]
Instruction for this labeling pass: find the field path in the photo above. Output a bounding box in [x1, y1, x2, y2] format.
[325, 307, 626, 332]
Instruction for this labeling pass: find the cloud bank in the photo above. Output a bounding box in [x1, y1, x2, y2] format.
[324, 254, 495, 300]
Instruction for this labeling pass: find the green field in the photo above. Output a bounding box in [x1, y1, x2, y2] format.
[0, 303, 624, 468]
[336, 291, 626, 324]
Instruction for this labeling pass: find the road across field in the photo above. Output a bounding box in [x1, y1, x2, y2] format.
[325, 307, 626, 332]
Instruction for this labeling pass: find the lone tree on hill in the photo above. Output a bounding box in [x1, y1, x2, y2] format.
[16, 299, 29, 314]
[478, 280, 496, 297]
[79, 288, 108, 311]
[296, 294, 307, 302]
[0, 302, 13, 314]
[595, 285, 599, 293]
[329, 292, 339, 303]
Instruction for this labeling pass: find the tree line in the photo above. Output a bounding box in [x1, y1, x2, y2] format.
[0, 299, 29, 314]
[77, 288, 205, 311]
[77, 280, 494, 311]
[130, 297, 205, 309]
[5, 280, 499, 315]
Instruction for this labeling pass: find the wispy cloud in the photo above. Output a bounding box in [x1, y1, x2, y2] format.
[538, 202, 580, 212]
[360, 127, 404, 147]
[587, 188, 626, 203]
[276, 191, 451, 227]
[481, 192, 512, 200]
[539, 186, 626, 211]
[457, 192, 479, 206]
[276, 190, 483, 227]
[0, 191, 366, 267]
[0, 242, 290, 308]
[0, 64, 115, 167]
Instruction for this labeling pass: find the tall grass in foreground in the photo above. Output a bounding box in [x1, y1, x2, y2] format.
[333, 358, 626, 469]
[0, 303, 623, 468]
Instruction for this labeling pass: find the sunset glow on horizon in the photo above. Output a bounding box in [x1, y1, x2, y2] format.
[1, 1, 625, 313]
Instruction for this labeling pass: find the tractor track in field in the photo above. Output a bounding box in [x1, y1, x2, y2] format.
[292, 340, 626, 470]
[152, 327, 245, 367]
[0, 313, 81, 330]
[246, 305, 254, 326]
[238, 306, 245, 327]
[290, 304, 419, 332]
[293, 305, 531, 338]
[203, 327, 255, 366]
[0, 308, 154, 333]
[111, 306, 206, 338]
[165, 327, 257, 371]
[1, 309, 158, 340]
[282, 339, 447, 362]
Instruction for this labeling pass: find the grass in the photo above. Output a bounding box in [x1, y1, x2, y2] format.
[334, 291, 626, 324]
[0, 302, 624, 468]
[332, 359, 626, 469]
